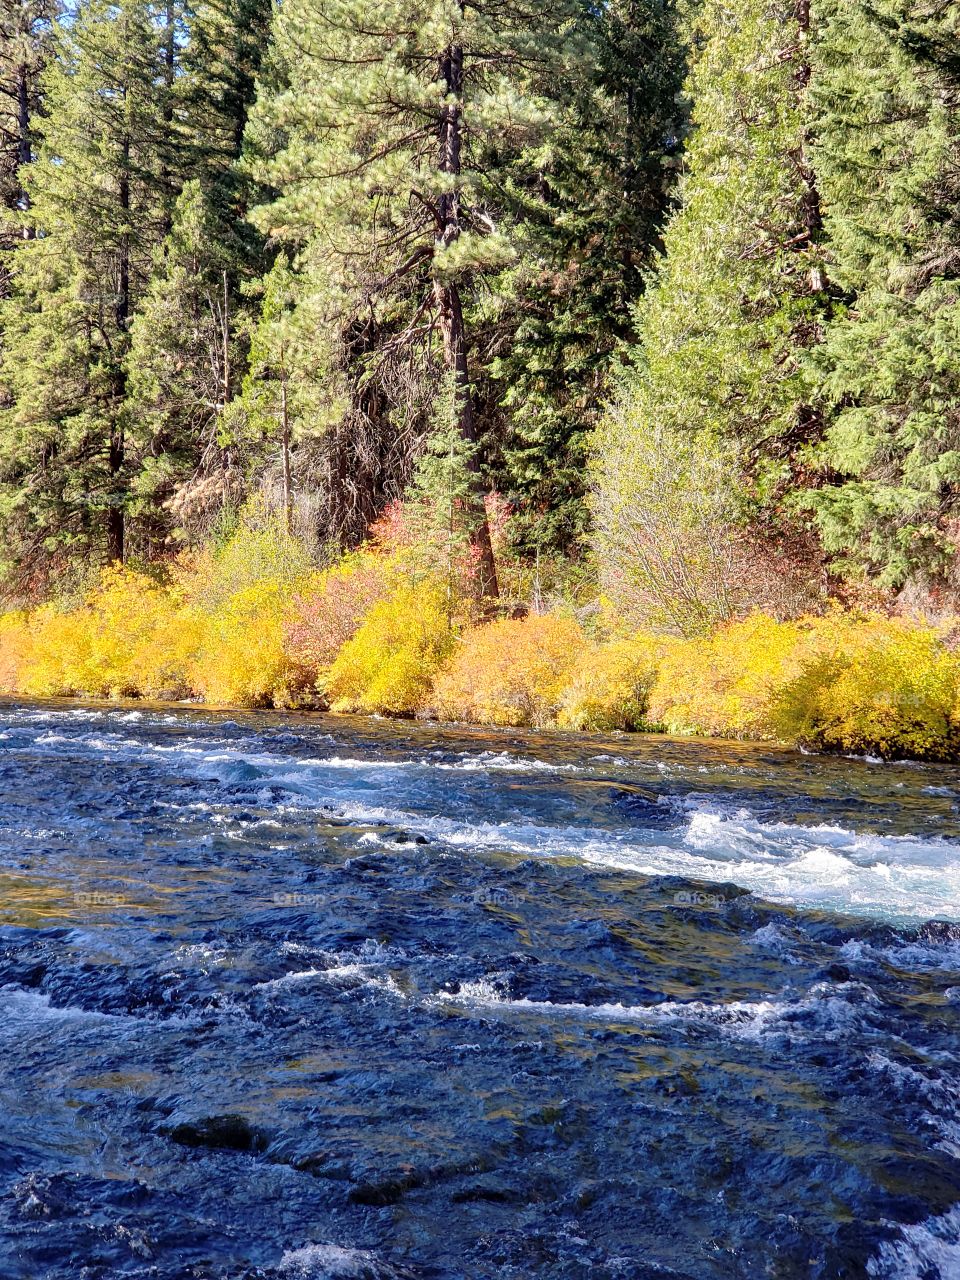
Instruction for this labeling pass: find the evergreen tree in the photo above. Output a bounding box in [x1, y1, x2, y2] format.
[804, 0, 960, 594]
[180, 0, 271, 237]
[593, 0, 830, 621]
[246, 0, 595, 600]
[0, 0, 176, 573]
[487, 0, 686, 554]
[0, 1, 57, 278]
[127, 180, 243, 543]
[125, 0, 272, 546]
[238, 255, 323, 535]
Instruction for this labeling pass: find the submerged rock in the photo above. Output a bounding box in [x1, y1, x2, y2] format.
[165, 1113, 270, 1154]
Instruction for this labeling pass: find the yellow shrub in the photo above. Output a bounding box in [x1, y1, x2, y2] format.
[434, 613, 589, 728]
[324, 579, 457, 716]
[3, 569, 189, 699]
[128, 601, 206, 700]
[649, 613, 813, 739]
[13, 603, 95, 697]
[558, 635, 666, 732]
[191, 579, 314, 709]
[0, 611, 33, 693]
[772, 614, 960, 761]
[186, 515, 315, 612]
[86, 568, 187, 698]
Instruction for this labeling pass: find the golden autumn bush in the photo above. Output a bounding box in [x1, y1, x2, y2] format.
[772, 614, 960, 761]
[3, 526, 960, 764]
[190, 579, 315, 709]
[323, 578, 457, 716]
[434, 613, 589, 728]
[188, 513, 314, 611]
[0, 610, 34, 693]
[84, 567, 199, 699]
[558, 634, 667, 732]
[648, 613, 815, 740]
[177, 516, 319, 707]
[3, 568, 192, 699]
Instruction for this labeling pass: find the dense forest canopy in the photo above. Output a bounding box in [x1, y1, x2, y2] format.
[0, 0, 957, 620]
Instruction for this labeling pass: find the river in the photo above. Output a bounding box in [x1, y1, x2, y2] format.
[0, 699, 958, 1278]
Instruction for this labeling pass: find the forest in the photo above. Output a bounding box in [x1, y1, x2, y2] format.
[0, 0, 959, 759]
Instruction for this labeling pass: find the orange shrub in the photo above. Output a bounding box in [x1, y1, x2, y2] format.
[434, 613, 589, 728]
[285, 552, 393, 674]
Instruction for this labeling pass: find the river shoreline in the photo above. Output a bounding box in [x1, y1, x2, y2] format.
[2, 688, 954, 769]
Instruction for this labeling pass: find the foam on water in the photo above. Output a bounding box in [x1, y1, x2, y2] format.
[867, 1205, 960, 1279]
[436, 976, 885, 1043]
[5, 711, 960, 921]
[279, 1243, 412, 1279]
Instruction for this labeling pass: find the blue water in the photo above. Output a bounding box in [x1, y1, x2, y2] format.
[0, 699, 958, 1278]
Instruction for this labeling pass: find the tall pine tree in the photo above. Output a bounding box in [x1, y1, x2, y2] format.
[246, 0, 598, 600]
[0, 1, 57, 282]
[125, 0, 272, 546]
[487, 0, 686, 554]
[594, 0, 830, 624]
[804, 0, 960, 597]
[0, 0, 176, 575]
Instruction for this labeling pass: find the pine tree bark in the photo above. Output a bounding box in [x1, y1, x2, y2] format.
[434, 38, 499, 603]
[795, 0, 826, 294]
[108, 127, 131, 564]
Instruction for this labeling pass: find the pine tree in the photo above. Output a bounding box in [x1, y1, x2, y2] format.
[127, 180, 243, 543]
[0, 1, 57, 281]
[804, 0, 960, 594]
[125, 0, 272, 547]
[179, 0, 271, 240]
[0, 0, 176, 574]
[593, 0, 829, 622]
[487, 0, 686, 555]
[238, 255, 322, 534]
[246, 0, 595, 601]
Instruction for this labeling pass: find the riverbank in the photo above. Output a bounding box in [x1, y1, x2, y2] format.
[2, 523, 960, 762]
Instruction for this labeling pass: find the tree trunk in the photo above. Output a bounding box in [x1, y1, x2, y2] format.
[435, 37, 499, 602]
[280, 371, 292, 532]
[15, 61, 32, 237]
[109, 127, 131, 564]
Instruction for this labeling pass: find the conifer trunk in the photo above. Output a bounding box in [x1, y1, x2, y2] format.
[109, 126, 131, 564]
[15, 61, 31, 233]
[434, 38, 499, 603]
[795, 0, 826, 294]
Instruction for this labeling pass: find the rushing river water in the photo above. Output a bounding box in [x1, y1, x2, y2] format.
[0, 699, 959, 1279]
